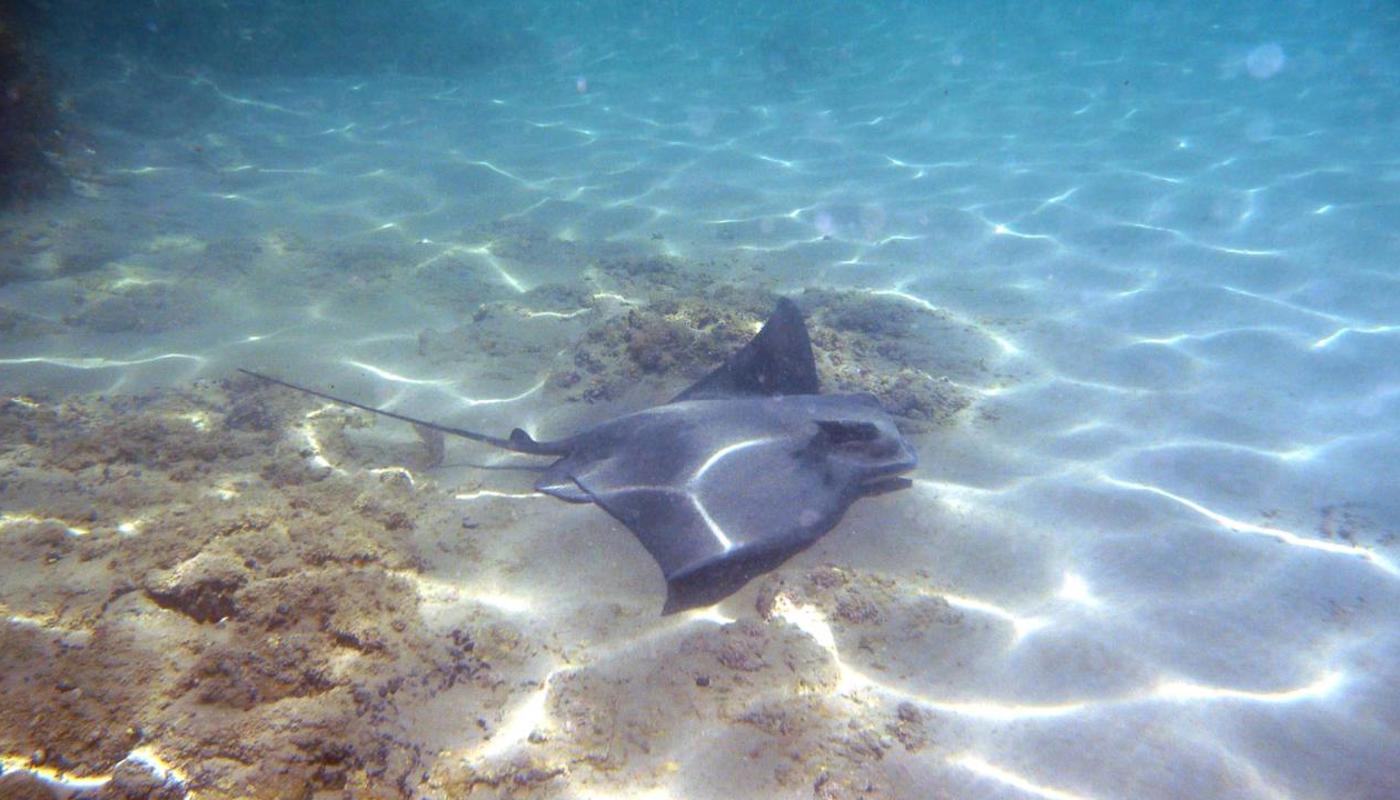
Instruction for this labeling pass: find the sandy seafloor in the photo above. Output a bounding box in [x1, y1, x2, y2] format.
[2, 5, 1400, 799]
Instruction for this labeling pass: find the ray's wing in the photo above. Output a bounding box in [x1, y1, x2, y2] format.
[672, 297, 819, 402]
[559, 413, 859, 613]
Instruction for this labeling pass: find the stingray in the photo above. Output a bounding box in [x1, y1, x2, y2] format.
[241, 298, 918, 613]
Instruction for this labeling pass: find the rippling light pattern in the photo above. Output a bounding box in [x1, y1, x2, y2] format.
[1102, 475, 1398, 576]
[1, 27, 1393, 798]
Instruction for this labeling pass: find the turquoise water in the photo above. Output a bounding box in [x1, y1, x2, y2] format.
[1, 2, 1397, 798]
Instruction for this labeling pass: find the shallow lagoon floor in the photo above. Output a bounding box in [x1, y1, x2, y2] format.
[2, 6, 1399, 797]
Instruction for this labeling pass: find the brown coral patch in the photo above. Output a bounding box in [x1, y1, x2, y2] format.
[0, 380, 518, 799]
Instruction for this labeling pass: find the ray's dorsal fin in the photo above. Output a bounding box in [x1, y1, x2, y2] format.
[237, 368, 567, 456]
[672, 297, 819, 402]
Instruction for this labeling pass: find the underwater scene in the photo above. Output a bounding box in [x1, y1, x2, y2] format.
[1, 1, 1397, 797]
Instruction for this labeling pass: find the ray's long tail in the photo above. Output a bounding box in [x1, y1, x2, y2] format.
[237, 368, 564, 456]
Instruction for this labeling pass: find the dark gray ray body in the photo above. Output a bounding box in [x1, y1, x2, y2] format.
[241, 298, 918, 613]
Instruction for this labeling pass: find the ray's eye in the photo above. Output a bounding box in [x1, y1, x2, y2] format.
[815, 419, 880, 445]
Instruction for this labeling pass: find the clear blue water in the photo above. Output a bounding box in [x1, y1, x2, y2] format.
[1, 2, 1397, 797]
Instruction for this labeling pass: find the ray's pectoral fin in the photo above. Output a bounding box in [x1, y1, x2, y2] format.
[585, 487, 803, 615]
[672, 297, 820, 401]
[571, 429, 860, 614]
[556, 479, 750, 613]
[662, 547, 797, 614]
